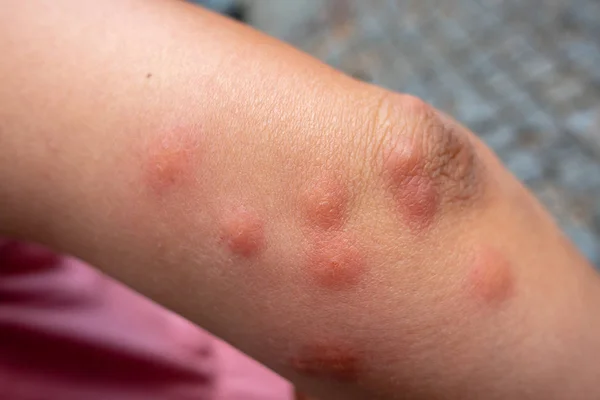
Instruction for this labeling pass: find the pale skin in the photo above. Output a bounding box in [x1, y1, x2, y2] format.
[1, 1, 599, 399]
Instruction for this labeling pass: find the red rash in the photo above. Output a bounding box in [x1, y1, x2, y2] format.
[291, 342, 361, 383]
[307, 232, 364, 290]
[467, 247, 514, 305]
[299, 176, 365, 290]
[396, 175, 438, 228]
[301, 178, 348, 231]
[383, 140, 439, 230]
[220, 206, 265, 258]
[142, 127, 202, 196]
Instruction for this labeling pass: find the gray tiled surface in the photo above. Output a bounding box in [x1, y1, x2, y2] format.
[204, 0, 600, 266]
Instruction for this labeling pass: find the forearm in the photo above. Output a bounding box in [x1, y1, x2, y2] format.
[1, 1, 600, 399]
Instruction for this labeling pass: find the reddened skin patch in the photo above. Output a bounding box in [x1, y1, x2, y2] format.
[142, 127, 203, 196]
[378, 95, 482, 230]
[301, 177, 349, 231]
[306, 232, 365, 290]
[290, 342, 362, 383]
[220, 206, 265, 258]
[467, 246, 514, 305]
[383, 138, 439, 230]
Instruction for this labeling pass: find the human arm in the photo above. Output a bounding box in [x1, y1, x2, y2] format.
[1, 1, 599, 398]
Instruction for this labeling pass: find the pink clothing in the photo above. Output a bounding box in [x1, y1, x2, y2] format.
[0, 240, 291, 399]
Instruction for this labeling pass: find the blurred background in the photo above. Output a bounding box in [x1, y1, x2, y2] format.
[196, 0, 600, 268]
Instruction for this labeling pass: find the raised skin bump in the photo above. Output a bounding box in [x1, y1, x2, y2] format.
[307, 232, 365, 290]
[301, 177, 349, 231]
[467, 247, 514, 305]
[383, 139, 439, 230]
[379, 95, 481, 230]
[142, 127, 202, 196]
[290, 342, 361, 383]
[220, 206, 265, 258]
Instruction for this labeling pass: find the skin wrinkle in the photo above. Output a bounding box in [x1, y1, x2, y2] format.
[372, 95, 423, 184]
[366, 91, 399, 181]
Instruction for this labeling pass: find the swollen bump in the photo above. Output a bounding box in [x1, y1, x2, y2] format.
[467, 247, 514, 305]
[379, 96, 482, 229]
[383, 139, 439, 229]
[291, 342, 361, 383]
[301, 178, 349, 230]
[307, 233, 365, 290]
[220, 206, 265, 258]
[143, 127, 202, 196]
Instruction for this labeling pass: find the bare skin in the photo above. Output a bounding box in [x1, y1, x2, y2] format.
[1, 1, 599, 399]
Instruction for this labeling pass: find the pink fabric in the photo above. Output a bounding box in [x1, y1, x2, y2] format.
[0, 240, 292, 400]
